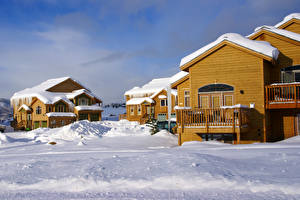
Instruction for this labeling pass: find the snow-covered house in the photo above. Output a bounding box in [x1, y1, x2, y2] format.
[173, 13, 300, 145]
[124, 72, 188, 124]
[11, 77, 103, 130]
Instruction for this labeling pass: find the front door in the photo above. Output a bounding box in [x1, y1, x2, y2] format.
[211, 94, 221, 108]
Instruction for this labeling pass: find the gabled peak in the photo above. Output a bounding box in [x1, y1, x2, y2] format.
[248, 25, 300, 42]
[180, 33, 279, 67]
[275, 13, 300, 28]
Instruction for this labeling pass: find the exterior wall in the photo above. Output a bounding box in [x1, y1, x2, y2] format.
[278, 20, 300, 34]
[177, 78, 190, 107]
[31, 99, 48, 128]
[47, 78, 84, 93]
[48, 117, 75, 128]
[74, 109, 102, 121]
[251, 32, 300, 67]
[125, 90, 177, 124]
[187, 44, 266, 143]
[267, 109, 300, 141]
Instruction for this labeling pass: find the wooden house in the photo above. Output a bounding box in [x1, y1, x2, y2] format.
[11, 77, 103, 130]
[173, 13, 300, 145]
[124, 72, 188, 124]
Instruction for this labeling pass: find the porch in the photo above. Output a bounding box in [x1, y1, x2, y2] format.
[265, 83, 300, 109]
[176, 107, 249, 144]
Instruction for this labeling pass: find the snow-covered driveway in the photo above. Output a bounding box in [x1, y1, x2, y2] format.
[0, 120, 300, 200]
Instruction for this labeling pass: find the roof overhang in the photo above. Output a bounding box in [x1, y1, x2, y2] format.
[180, 41, 275, 72]
[171, 74, 189, 89]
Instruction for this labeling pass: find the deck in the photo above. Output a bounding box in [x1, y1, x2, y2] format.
[176, 107, 249, 143]
[265, 83, 300, 109]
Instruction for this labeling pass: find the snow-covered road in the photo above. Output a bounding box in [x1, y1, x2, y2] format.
[0, 120, 300, 200]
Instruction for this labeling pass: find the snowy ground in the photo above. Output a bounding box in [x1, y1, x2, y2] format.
[0, 120, 300, 200]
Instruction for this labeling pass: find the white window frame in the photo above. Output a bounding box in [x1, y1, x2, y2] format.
[130, 106, 134, 116]
[137, 105, 142, 115]
[160, 99, 167, 107]
[184, 90, 190, 107]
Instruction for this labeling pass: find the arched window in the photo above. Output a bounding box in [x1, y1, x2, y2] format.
[198, 84, 234, 93]
[198, 84, 234, 108]
[36, 106, 42, 114]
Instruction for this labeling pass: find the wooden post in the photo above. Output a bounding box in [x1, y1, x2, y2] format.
[232, 109, 235, 134]
[238, 108, 242, 133]
[205, 109, 208, 133]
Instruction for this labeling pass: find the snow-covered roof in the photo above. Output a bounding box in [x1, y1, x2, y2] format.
[158, 95, 167, 99]
[125, 71, 188, 98]
[18, 104, 32, 112]
[75, 105, 103, 111]
[46, 112, 76, 117]
[275, 13, 300, 28]
[11, 77, 100, 107]
[126, 97, 154, 105]
[248, 26, 300, 42]
[169, 71, 189, 85]
[180, 33, 279, 67]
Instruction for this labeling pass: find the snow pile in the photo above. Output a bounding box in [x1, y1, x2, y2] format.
[126, 97, 154, 105]
[27, 120, 111, 143]
[0, 133, 14, 144]
[103, 120, 150, 137]
[180, 33, 279, 67]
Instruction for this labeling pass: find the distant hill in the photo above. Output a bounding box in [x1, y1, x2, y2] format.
[0, 98, 12, 125]
[102, 103, 126, 121]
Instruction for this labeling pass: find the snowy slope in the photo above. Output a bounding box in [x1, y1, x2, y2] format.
[0, 120, 300, 199]
[0, 98, 12, 125]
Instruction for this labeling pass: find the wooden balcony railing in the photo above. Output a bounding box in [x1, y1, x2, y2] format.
[265, 83, 300, 109]
[176, 108, 249, 129]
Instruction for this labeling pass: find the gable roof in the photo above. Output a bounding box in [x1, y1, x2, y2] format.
[180, 33, 279, 70]
[275, 13, 300, 29]
[11, 77, 100, 107]
[248, 25, 300, 43]
[124, 71, 188, 98]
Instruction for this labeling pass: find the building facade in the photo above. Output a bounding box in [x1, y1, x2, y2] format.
[173, 13, 300, 145]
[11, 77, 103, 130]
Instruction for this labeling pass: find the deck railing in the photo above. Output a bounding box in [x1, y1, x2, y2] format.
[176, 108, 249, 128]
[265, 83, 300, 108]
[119, 113, 127, 120]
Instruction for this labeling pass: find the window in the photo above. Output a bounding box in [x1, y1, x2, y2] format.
[157, 113, 167, 121]
[61, 120, 65, 126]
[130, 106, 135, 115]
[78, 97, 89, 105]
[184, 91, 190, 107]
[34, 121, 40, 129]
[42, 121, 47, 128]
[79, 113, 89, 120]
[198, 84, 234, 93]
[91, 114, 99, 121]
[51, 120, 56, 125]
[55, 103, 66, 112]
[224, 95, 233, 106]
[36, 106, 42, 114]
[48, 106, 52, 113]
[137, 105, 141, 115]
[160, 99, 168, 107]
[27, 114, 31, 121]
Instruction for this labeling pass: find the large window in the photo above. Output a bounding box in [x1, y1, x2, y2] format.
[36, 106, 42, 114]
[198, 84, 234, 108]
[184, 91, 190, 107]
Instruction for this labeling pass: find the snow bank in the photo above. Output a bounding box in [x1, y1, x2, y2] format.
[0, 133, 14, 144]
[27, 120, 111, 143]
[103, 120, 150, 137]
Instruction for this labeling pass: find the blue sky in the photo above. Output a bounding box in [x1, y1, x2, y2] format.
[0, 0, 299, 103]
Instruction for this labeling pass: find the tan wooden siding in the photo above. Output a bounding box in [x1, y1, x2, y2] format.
[252, 33, 300, 67]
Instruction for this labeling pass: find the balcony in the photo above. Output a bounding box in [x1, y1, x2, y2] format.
[176, 107, 249, 143]
[265, 83, 300, 109]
